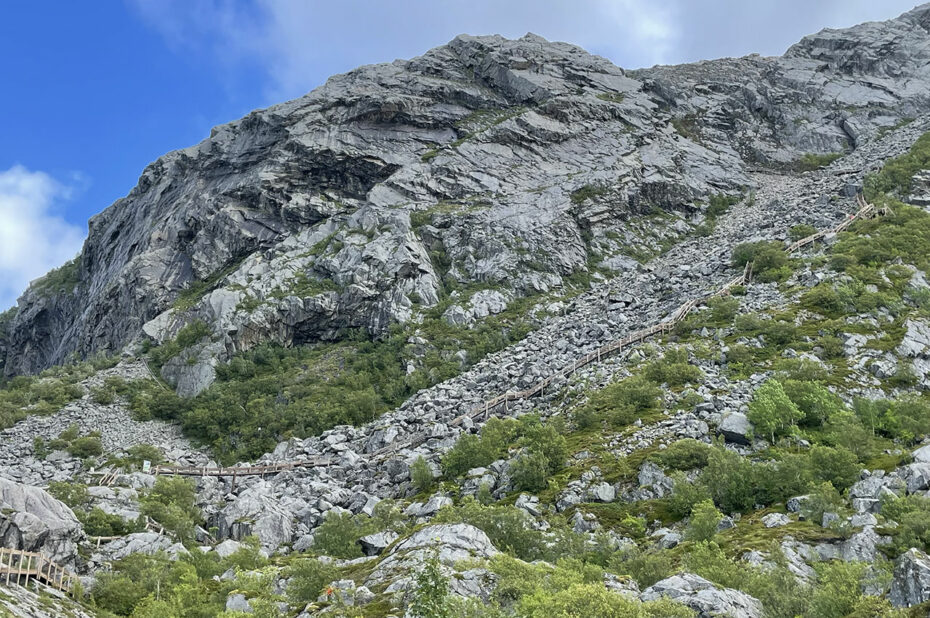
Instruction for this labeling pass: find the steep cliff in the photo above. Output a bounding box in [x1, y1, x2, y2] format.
[5, 5, 929, 393]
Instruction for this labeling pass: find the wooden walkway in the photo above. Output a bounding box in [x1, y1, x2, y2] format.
[154, 457, 331, 482]
[0, 547, 74, 594]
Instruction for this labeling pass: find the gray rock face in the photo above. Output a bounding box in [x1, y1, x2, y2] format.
[0, 477, 83, 566]
[891, 548, 930, 607]
[6, 4, 930, 384]
[641, 573, 763, 618]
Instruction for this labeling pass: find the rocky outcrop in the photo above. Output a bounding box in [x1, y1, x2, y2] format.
[365, 524, 498, 599]
[891, 548, 930, 607]
[641, 573, 763, 618]
[0, 477, 83, 566]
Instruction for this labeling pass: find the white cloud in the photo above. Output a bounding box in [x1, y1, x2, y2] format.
[0, 166, 86, 310]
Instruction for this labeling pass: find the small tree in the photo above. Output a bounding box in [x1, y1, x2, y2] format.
[747, 380, 804, 444]
[409, 549, 453, 618]
[411, 456, 434, 493]
[685, 499, 723, 542]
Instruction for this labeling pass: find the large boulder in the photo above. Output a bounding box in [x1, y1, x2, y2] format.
[641, 573, 763, 618]
[91, 532, 188, 562]
[365, 524, 498, 598]
[716, 412, 753, 445]
[896, 463, 930, 494]
[0, 477, 83, 566]
[216, 481, 294, 551]
[890, 548, 930, 607]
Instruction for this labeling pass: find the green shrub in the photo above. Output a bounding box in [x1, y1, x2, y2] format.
[789, 224, 818, 241]
[731, 241, 792, 282]
[608, 547, 675, 588]
[509, 451, 550, 492]
[47, 481, 89, 508]
[80, 507, 140, 537]
[651, 439, 712, 471]
[311, 511, 378, 559]
[793, 152, 842, 171]
[707, 296, 740, 325]
[411, 456, 435, 493]
[643, 349, 703, 388]
[434, 499, 565, 562]
[126, 444, 165, 468]
[575, 374, 662, 428]
[781, 380, 844, 427]
[286, 558, 338, 605]
[864, 131, 930, 197]
[67, 436, 103, 458]
[139, 477, 201, 541]
[684, 499, 723, 542]
[409, 550, 454, 618]
[667, 472, 713, 519]
[801, 481, 845, 525]
[808, 445, 859, 491]
[747, 380, 804, 444]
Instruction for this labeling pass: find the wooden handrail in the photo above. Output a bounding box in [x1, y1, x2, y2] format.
[0, 547, 75, 594]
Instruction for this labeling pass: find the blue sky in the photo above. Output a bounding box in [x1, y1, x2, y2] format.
[0, 0, 921, 309]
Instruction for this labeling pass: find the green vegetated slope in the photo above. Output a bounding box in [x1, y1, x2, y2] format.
[73, 134, 930, 617]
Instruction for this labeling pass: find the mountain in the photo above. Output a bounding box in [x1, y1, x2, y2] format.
[3, 5, 929, 392]
[5, 5, 930, 618]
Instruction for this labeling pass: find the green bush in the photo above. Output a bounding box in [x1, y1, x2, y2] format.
[864, 131, 930, 197]
[667, 472, 713, 519]
[575, 374, 662, 428]
[644, 349, 704, 387]
[434, 499, 571, 563]
[684, 499, 723, 542]
[808, 445, 859, 491]
[411, 456, 435, 493]
[731, 241, 793, 282]
[67, 436, 103, 458]
[651, 439, 712, 471]
[80, 507, 140, 537]
[608, 547, 675, 588]
[789, 224, 818, 241]
[286, 558, 338, 605]
[47, 481, 89, 508]
[409, 550, 454, 618]
[509, 451, 550, 492]
[139, 477, 201, 541]
[311, 510, 379, 559]
[781, 380, 844, 427]
[707, 296, 740, 325]
[747, 380, 804, 444]
[793, 152, 842, 172]
[801, 481, 845, 525]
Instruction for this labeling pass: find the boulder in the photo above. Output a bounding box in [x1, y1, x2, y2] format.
[358, 531, 399, 556]
[717, 412, 753, 445]
[913, 444, 930, 463]
[890, 548, 930, 607]
[897, 463, 930, 494]
[93, 532, 188, 562]
[641, 573, 763, 617]
[365, 524, 498, 590]
[761, 513, 790, 528]
[0, 477, 82, 566]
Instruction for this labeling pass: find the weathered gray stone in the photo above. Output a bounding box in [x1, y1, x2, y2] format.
[717, 412, 754, 445]
[0, 477, 82, 566]
[891, 548, 930, 607]
[642, 573, 763, 617]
